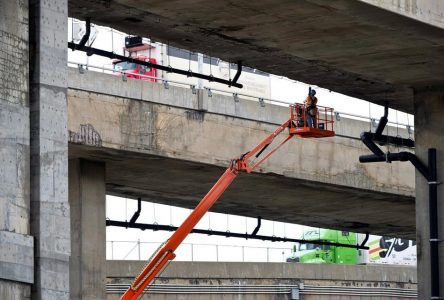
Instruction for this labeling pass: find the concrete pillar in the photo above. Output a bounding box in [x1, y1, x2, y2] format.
[29, 0, 70, 299]
[414, 92, 444, 298]
[69, 159, 106, 300]
[0, 0, 33, 299]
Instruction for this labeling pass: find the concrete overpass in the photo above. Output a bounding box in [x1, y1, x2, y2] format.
[68, 68, 415, 237]
[106, 261, 417, 300]
[69, 0, 444, 113]
[1, 0, 444, 299]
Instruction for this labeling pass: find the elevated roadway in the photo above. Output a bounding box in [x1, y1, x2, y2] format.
[67, 68, 415, 238]
[106, 261, 417, 300]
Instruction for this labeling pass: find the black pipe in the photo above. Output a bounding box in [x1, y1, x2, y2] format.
[106, 220, 369, 250]
[251, 216, 262, 236]
[360, 132, 385, 156]
[365, 132, 415, 148]
[78, 17, 91, 48]
[359, 232, 370, 249]
[428, 149, 440, 299]
[68, 42, 243, 88]
[359, 151, 429, 180]
[128, 197, 142, 224]
[375, 104, 388, 136]
[232, 61, 242, 85]
[255, 143, 270, 158]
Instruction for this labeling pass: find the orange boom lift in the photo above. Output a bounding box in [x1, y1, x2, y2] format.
[121, 104, 335, 300]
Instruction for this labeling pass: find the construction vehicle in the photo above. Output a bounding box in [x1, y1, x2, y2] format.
[286, 229, 360, 264]
[286, 228, 417, 265]
[120, 103, 335, 300]
[112, 36, 157, 82]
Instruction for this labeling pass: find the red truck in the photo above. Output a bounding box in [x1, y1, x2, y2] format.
[112, 56, 157, 82]
[112, 36, 157, 82]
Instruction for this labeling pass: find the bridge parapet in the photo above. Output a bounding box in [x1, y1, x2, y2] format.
[106, 261, 417, 299]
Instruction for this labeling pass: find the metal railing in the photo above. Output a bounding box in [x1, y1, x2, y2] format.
[67, 60, 415, 133]
[107, 240, 292, 263]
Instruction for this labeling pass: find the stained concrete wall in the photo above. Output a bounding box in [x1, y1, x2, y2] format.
[362, 0, 444, 29]
[68, 69, 416, 238]
[106, 261, 417, 300]
[0, 0, 33, 298]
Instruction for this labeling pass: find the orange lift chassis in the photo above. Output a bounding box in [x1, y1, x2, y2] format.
[120, 104, 335, 300]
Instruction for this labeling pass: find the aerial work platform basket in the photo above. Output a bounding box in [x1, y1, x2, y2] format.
[289, 103, 335, 138]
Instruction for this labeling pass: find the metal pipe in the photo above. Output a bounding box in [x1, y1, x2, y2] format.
[360, 232, 370, 248]
[67, 42, 243, 88]
[232, 61, 242, 85]
[129, 197, 142, 224]
[359, 151, 429, 179]
[78, 17, 91, 48]
[106, 220, 369, 250]
[251, 216, 261, 236]
[360, 132, 384, 156]
[428, 148, 440, 299]
[365, 132, 414, 148]
[375, 103, 388, 136]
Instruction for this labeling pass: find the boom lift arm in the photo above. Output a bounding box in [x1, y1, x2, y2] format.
[121, 104, 335, 300]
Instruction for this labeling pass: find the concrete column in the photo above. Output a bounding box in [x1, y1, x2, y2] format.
[0, 0, 33, 299]
[29, 0, 70, 299]
[414, 92, 444, 298]
[69, 159, 106, 300]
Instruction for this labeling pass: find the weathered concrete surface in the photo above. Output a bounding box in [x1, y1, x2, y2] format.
[106, 261, 417, 299]
[69, 159, 106, 300]
[0, 231, 34, 284]
[29, 0, 70, 299]
[68, 0, 444, 113]
[68, 69, 416, 238]
[362, 0, 444, 29]
[413, 92, 444, 298]
[0, 0, 32, 298]
[0, 280, 31, 300]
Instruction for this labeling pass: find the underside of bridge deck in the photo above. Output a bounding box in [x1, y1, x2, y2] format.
[70, 144, 415, 239]
[69, 0, 444, 113]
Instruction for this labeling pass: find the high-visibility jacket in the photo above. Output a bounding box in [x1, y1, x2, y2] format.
[305, 95, 318, 107]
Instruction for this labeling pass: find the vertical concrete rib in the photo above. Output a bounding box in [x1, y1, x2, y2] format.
[69, 159, 106, 300]
[29, 0, 70, 299]
[414, 92, 444, 298]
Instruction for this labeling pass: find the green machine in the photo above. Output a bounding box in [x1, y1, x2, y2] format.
[286, 229, 359, 264]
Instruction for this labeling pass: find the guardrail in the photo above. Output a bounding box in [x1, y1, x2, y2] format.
[67, 61, 415, 133]
[106, 240, 292, 262]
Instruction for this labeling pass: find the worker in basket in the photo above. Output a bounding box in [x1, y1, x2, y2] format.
[304, 87, 318, 128]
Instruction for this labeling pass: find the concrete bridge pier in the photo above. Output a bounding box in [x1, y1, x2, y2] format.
[29, 0, 71, 299]
[69, 159, 106, 300]
[414, 93, 444, 298]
